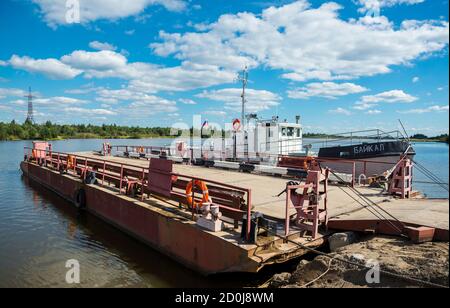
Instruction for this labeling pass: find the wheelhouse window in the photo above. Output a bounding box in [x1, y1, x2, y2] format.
[282, 127, 299, 137]
[287, 127, 295, 137]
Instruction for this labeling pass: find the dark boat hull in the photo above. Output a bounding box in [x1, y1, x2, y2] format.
[318, 141, 415, 177]
[318, 141, 415, 160]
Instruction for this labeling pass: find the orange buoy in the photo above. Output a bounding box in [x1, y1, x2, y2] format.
[185, 180, 211, 209]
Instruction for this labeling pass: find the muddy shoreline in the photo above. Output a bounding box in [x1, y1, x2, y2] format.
[263, 235, 449, 288]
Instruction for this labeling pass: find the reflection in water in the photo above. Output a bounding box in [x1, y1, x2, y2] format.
[17, 178, 258, 288]
[67, 221, 77, 240]
[0, 139, 447, 287]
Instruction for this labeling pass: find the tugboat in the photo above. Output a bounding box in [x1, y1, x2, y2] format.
[226, 67, 415, 178]
[233, 119, 415, 177]
[112, 67, 415, 179]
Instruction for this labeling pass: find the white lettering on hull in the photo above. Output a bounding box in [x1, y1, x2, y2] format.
[354, 143, 385, 154]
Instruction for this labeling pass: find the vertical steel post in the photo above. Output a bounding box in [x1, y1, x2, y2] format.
[84, 158, 88, 180]
[119, 164, 123, 194]
[141, 168, 145, 201]
[191, 179, 195, 220]
[352, 162, 356, 188]
[363, 161, 367, 180]
[102, 161, 106, 184]
[246, 189, 252, 241]
[285, 186, 290, 237]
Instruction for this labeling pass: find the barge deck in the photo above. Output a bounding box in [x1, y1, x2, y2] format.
[74, 152, 396, 219]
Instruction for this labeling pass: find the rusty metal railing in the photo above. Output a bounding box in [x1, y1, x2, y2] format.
[24, 147, 254, 241]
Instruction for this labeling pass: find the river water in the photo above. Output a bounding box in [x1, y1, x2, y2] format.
[0, 139, 448, 287]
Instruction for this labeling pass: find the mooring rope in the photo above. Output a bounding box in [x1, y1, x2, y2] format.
[255, 222, 448, 289]
[412, 159, 449, 193]
[328, 169, 408, 237]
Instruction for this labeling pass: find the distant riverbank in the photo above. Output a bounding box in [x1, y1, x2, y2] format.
[0, 121, 177, 141]
[2, 134, 177, 141]
[304, 133, 449, 143]
[2, 120, 448, 143]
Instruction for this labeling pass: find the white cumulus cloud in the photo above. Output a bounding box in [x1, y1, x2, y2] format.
[179, 98, 197, 105]
[89, 41, 117, 51]
[33, 0, 187, 26]
[197, 88, 281, 113]
[287, 82, 368, 99]
[61, 50, 127, 71]
[64, 107, 117, 115]
[356, 0, 425, 14]
[398, 105, 449, 114]
[0, 87, 27, 99]
[361, 90, 418, 103]
[328, 107, 352, 115]
[366, 109, 382, 114]
[8, 55, 82, 79]
[151, 1, 448, 82]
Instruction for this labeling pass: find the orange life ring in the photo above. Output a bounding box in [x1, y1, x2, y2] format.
[302, 157, 315, 170]
[186, 180, 211, 209]
[67, 155, 75, 169]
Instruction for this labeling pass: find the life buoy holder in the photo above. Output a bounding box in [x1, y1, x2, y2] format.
[186, 180, 211, 209]
[177, 142, 184, 152]
[176, 142, 187, 158]
[232, 119, 241, 132]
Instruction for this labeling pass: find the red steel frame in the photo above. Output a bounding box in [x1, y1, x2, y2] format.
[388, 157, 414, 199]
[27, 144, 410, 241]
[114, 145, 171, 156]
[24, 147, 253, 240]
[284, 169, 329, 238]
[200, 151, 402, 187]
[112, 144, 404, 188]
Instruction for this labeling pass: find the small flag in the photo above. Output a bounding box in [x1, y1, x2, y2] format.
[202, 120, 209, 129]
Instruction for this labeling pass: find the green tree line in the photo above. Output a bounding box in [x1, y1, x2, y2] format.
[1, 120, 448, 143]
[0, 120, 177, 141]
[410, 133, 449, 143]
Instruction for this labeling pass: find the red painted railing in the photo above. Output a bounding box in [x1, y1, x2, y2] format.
[24, 147, 253, 241]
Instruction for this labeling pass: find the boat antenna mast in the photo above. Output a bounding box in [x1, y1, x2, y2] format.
[238, 66, 249, 127]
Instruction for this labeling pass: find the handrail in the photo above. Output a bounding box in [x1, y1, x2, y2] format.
[24, 146, 254, 240]
[253, 129, 406, 149]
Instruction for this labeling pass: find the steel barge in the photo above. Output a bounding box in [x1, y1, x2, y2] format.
[20, 141, 448, 275]
[21, 142, 332, 274]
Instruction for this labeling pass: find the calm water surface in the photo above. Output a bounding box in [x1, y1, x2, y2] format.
[0, 139, 448, 287]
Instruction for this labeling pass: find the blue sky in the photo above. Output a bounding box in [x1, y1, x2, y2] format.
[0, 0, 448, 135]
